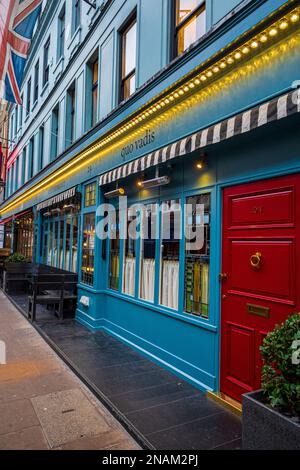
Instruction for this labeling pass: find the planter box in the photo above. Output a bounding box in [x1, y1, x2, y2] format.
[243, 390, 300, 450]
[4, 262, 32, 273]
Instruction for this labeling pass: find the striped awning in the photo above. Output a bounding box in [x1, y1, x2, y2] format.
[99, 89, 300, 186]
[36, 186, 76, 211]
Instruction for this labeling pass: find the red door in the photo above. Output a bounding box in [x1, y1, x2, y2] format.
[220, 174, 300, 402]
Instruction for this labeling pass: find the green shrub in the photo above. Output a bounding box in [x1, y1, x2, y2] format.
[6, 253, 27, 263]
[260, 313, 300, 417]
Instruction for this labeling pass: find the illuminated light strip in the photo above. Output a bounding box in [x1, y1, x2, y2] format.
[1, 6, 300, 216]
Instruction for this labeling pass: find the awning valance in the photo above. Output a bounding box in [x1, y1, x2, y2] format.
[0, 209, 32, 225]
[36, 187, 76, 211]
[99, 89, 300, 186]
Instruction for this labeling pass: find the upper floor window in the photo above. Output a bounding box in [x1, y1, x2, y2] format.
[91, 59, 99, 126]
[19, 95, 23, 129]
[174, 0, 206, 56]
[26, 78, 31, 115]
[120, 15, 137, 101]
[51, 105, 59, 160]
[66, 83, 76, 145]
[38, 125, 44, 171]
[73, 0, 81, 34]
[57, 5, 65, 60]
[28, 137, 35, 179]
[34, 60, 39, 103]
[43, 37, 50, 86]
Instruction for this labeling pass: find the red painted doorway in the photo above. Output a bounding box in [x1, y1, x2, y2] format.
[220, 174, 300, 402]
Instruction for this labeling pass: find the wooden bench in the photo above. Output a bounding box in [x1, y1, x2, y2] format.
[3, 262, 33, 294]
[27, 273, 78, 322]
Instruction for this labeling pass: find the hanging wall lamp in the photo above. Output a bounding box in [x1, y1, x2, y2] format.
[104, 187, 126, 199]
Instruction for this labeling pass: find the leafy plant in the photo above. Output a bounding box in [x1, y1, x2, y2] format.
[6, 253, 27, 263]
[260, 313, 300, 417]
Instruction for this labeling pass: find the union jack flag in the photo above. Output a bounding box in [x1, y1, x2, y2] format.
[0, 0, 42, 105]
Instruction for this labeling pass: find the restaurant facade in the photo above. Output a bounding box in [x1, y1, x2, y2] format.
[1, 0, 300, 403]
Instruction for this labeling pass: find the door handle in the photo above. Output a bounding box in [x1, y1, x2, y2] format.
[250, 252, 262, 269]
[219, 273, 228, 281]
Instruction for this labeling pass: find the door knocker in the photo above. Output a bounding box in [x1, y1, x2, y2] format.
[250, 252, 262, 269]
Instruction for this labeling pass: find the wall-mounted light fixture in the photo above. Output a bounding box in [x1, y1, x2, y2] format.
[104, 187, 125, 199]
[137, 175, 170, 189]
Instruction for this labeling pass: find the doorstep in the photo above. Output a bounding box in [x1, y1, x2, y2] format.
[207, 392, 242, 417]
[7, 292, 242, 450]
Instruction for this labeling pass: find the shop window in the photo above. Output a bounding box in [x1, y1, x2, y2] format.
[120, 15, 137, 101]
[108, 209, 120, 291]
[122, 207, 137, 296]
[64, 217, 72, 270]
[47, 222, 53, 265]
[184, 193, 210, 318]
[71, 217, 78, 273]
[15, 213, 34, 260]
[174, 0, 206, 56]
[160, 200, 181, 310]
[139, 204, 157, 303]
[81, 213, 95, 286]
[4, 222, 12, 249]
[84, 182, 96, 207]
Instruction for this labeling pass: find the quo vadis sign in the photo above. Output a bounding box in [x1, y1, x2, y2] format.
[121, 129, 155, 159]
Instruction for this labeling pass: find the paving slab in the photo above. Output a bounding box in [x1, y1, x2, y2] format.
[31, 388, 111, 448]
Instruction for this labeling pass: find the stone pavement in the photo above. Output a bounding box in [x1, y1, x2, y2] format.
[0, 292, 139, 450]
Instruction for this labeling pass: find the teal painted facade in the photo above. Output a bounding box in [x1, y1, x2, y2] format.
[2, 0, 300, 393]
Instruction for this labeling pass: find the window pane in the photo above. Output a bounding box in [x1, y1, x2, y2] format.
[177, 6, 206, 54]
[71, 217, 78, 273]
[185, 193, 210, 318]
[53, 221, 59, 267]
[84, 182, 96, 207]
[176, 0, 203, 24]
[160, 200, 181, 310]
[59, 220, 65, 269]
[64, 218, 72, 270]
[124, 22, 136, 77]
[109, 210, 120, 291]
[140, 204, 157, 303]
[81, 214, 95, 285]
[122, 207, 137, 296]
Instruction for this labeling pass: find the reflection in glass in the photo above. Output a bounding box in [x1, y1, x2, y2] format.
[176, 0, 206, 55]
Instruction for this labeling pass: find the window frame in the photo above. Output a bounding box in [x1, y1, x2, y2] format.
[57, 4, 66, 61]
[119, 12, 137, 102]
[26, 78, 31, 116]
[34, 60, 39, 103]
[73, 0, 81, 34]
[172, 0, 206, 58]
[43, 37, 50, 86]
